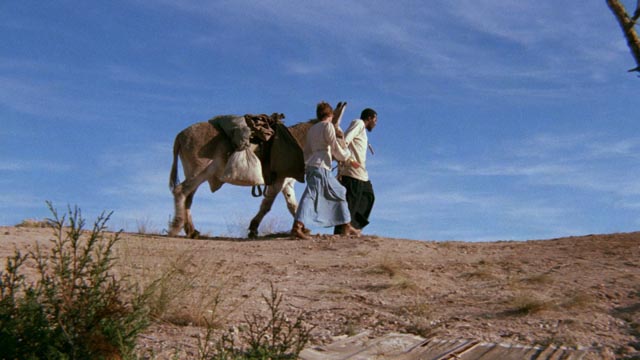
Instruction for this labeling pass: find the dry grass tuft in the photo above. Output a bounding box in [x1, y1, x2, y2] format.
[15, 218, 49, 228]
[561, 292, 595, 310]
[399, 299, 432, 318]
[460, 260, 498, 281]
[461, 268, 495, 281]
[506, 292, 555, 316]
[365, 257, 402, 277]
[397, 299, 438, 338]
[363, 257, 418, 293]
[135, 217, 159, 235]
[115, 243, 248, 328]
[320, 286, 349, 295]
[522, 273, 554, 285]
[392, 276, 418, 291]
[363, 283, 394, 292]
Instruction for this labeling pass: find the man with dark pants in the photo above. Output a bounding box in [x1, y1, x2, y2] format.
[335, 108, 377, 235]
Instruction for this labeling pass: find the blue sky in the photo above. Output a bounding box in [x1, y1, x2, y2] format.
[2, 1, 639, 241]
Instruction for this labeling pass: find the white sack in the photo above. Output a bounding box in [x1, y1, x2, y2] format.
[221, 149, 264, 186]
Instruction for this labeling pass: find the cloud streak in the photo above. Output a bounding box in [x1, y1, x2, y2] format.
[123, 0, 629, 101]
[0, 160, 73, 172]
[367, 130, 640, 240]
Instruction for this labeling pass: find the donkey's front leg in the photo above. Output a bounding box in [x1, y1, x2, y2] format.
[183, 191, 199, 238]
[248, 178, 286, 238]
[281, 177, 310, 234]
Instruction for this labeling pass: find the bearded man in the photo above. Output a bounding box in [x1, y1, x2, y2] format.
[334, 108, 377, 235]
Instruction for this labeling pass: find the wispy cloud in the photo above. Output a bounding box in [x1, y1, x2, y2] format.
[0, 160, 73, 172]
[105, 65, 206, 90]
[0, 193, 46, 210]
[433, 162, 573, 177]
[0, 77, 58, 118]
[99, 142, 172, 198]
[284, 61, 331, 76]
[366, 130, 640, 240]
[0, 192, 53, 226]
[449, 2, 560, 46]
[372, 180, 583, 241]
[141, 0, 624, 97]
[0, 75, 120, 123]
[0, 58, 202, 123]
[433, 133, 640, 197]
[513, 133, 640, 161]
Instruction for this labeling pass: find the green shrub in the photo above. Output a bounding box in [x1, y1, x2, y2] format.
[0, 202, 151, 360]
[200, 283, 315, 360]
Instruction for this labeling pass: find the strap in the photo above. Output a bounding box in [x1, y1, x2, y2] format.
[252, 185, 265, 197]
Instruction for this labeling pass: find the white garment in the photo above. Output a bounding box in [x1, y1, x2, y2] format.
[304, 121, 351, 170]
[339, 119, 369, 181]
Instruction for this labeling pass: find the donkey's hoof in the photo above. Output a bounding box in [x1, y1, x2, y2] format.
[248, 229, 259, 239]
[188, 230, 200, 239]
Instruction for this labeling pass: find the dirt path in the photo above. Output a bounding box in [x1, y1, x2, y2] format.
[1, 226, 638, 359]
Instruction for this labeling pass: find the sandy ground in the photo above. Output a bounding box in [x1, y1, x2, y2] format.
[1, 226, 638, 359]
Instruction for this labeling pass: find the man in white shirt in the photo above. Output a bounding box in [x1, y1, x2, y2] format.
[335, 108, 377, 235]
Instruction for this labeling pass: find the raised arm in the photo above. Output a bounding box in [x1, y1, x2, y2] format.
[325, 123, 351, 162]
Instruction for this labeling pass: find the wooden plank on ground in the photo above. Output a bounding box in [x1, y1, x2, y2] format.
[299, 333, 600, 360]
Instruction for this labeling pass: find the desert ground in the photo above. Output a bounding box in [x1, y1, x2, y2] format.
[1, 225, 638, 359]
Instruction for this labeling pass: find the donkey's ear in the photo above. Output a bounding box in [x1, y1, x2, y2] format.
[333, 101, 347, 126]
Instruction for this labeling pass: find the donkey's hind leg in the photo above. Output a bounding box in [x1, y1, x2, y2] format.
[169, 165, 218, 237]
[183, 190, 199, 238]
[169, 183, 188, 237]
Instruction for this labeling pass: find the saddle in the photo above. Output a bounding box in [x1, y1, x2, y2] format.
[210, 113, 281, 150]
[212, 113, 304, 187]
[248, 114, 305, 186]
[243, 113, 283, 143]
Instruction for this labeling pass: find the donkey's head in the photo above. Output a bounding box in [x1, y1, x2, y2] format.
[331, 101, 348, 138]
[332, 101, 347, 128]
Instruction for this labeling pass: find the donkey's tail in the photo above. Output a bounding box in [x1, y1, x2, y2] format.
[169, 136, 181, 191]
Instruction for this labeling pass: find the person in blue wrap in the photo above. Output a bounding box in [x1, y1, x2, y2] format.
[291, 101, 361, 239]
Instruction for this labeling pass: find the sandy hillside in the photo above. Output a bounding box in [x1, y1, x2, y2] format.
[1, 226, 638, 359]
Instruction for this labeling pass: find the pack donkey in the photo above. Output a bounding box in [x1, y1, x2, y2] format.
[168, 102, 348, 238]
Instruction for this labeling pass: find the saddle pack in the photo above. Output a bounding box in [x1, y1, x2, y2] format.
[211, 113, 305, 187]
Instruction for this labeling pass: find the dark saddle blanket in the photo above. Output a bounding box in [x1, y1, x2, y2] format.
[261, 123, 305, 185]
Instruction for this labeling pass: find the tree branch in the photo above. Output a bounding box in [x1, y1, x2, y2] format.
[633, 0, 640, 23]
[607, 0, 640, 73]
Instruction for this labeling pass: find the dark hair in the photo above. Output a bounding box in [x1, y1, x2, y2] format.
[317, 101, 333, 121]
[360, 108, 377, 121]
